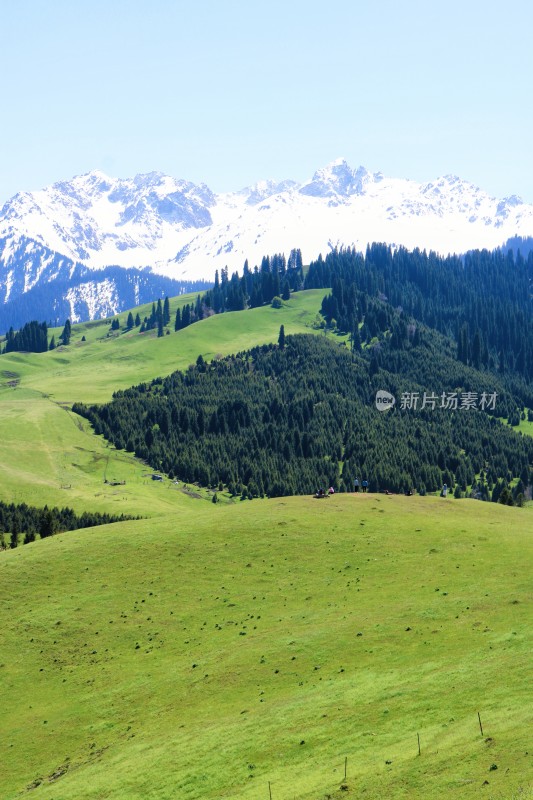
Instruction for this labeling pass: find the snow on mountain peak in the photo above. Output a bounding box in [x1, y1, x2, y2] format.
[237, 178, 299, 206]
[52, 170, 115, 200]
[300, 159, 383, 199]
[2, 159, 533, 312]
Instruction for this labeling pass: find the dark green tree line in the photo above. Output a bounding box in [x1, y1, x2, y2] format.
[0, 500, 135, 549]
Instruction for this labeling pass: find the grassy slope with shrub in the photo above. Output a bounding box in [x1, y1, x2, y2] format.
[0, 287, 531, 799]
[0, 291, 326, 512]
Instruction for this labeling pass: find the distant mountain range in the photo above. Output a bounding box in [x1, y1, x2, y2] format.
[2, 158, 533, 329]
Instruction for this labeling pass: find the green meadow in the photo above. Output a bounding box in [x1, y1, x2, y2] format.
[1, 496, 531, 800]
[0, 291, 326, 512]
[0, 289, 532, 799]
[3, 290, 328, 405]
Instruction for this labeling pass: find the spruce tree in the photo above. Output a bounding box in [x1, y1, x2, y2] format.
[60, 319, 71, 345]
[149, 303, 157, 329]
[278, 324, 285, 348]
[40, 508, 57, 539]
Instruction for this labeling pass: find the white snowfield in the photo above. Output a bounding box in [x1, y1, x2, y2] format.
[1, 158, 533, 286]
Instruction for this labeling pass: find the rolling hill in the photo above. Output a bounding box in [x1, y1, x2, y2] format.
[1, 495, 531, 800]
[0, 286, 531, 800]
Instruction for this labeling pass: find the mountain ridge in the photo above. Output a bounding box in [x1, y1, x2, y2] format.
[2, 158, 533, 327]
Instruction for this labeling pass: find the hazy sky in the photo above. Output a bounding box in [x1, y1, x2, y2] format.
[2, 0, 533, 203]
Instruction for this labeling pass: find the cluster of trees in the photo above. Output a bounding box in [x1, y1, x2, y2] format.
[0, 500, 133, 549]
[3, 320, 48, 353]
[73, 334, 533, 499]
[470, 476, 527, 506]
[126, 311, 141, 329]
[124, 311, 143, 330]
[207, 250, 304, 313]
[1, 317, 75, 353]
[175, 294, 212, 331]
[172, 250, 304, 334]
[139, 297, 170, 336]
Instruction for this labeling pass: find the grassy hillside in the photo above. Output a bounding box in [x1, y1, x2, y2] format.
[4, 290, 328, 404]
[0, 290, 327, 512]
[1, 287, 531, 800]
[1, 495, 531, 800]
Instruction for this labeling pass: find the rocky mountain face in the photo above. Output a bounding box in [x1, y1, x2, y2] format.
[2, 158, 533, 328]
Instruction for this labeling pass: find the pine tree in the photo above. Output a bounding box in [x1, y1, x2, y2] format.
[472, 329, 481, 370]
[278, 324, 285, 349]
[60, 319, 71, 345]
[350, 326, 361, 354]
[39, 508, 57, 539]
[135, 312, 141, 326]
[49, 335, 56, 350]
[163, 296, 170, 325]
[174, 308, 182, 331]
[127, 312, 135, 329]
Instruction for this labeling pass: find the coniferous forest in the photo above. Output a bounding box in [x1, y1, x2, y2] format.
[74, 334, 533, 500]
[137, 244, 533, 417]
[3, 241, 532, 500]
[305, 244, 533, 391]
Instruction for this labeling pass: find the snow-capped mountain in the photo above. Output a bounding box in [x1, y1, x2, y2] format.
[2, 158, 533, 327]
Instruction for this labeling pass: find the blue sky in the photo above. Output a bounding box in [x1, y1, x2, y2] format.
[2, 0, 533, 202]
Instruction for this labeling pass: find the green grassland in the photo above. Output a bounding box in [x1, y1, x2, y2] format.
[1, 495, 531, 800]
[0, 291, 327, 513]
[7, 290, 328, 405]
[0, 289, 532, 799]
